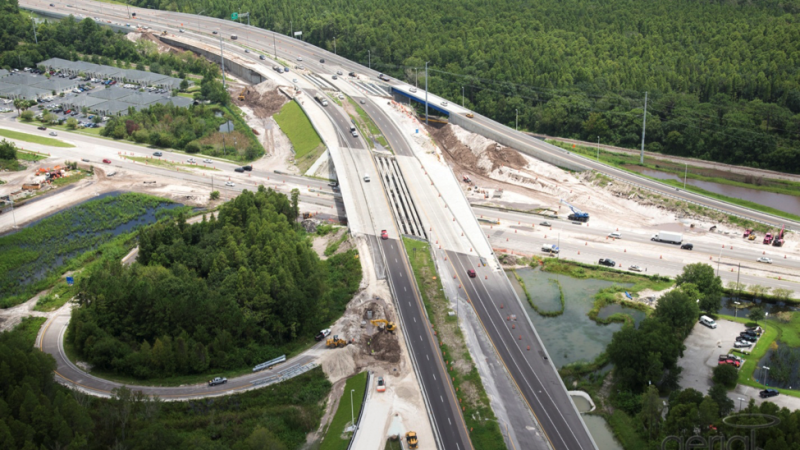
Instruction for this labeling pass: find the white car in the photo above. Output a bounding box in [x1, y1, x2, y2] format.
[179, 29, 184, 33]
[628, 265, 643, 272]
[225, 181, 235, 187]
[757, 257, 773, 264]
[203, 159, 212, 164]
[186, 158, 196, 164]
[609, 232, 622, 239]
[734, 340, 753, 348]
[292, 78, 298, 83]
[49, 131, 58, 136]
[297, 56, 303, 61]
[441, 101, 448, 106]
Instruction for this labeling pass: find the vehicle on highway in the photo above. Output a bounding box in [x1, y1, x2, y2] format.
[733, 340, 752, 348]
[208, 377, 227, 386]
[466, 113, 474, 118]
[467, 269, 476, 278]
[352, 129, 359, 137]
[234, 167, 245, 173]
[381, 230, 388, 240]
[332, 75, 338, 80]
[179, 29, 184, 33]
[320, 58, 325, 63]
[441, 101, 448, 106]
[598, 258, 616, 267]
[260, 55, 266, 60]
[757, 257, 773, 264]
[377, 376, 386, 392]
[363, 174, 370, 182]
[349, 72, 356, 77]
[681, 243, 694, 250]
[102, 159, 111, 164]
[540, 221, 552, 227]
[541, 244, 560, 254]
[225, 181, 235, 187]
[241, 165, 252, 171]
[245, 49, 250, 53]
[315, 329, 331, 341]
[700, 315, 717, 328]
[628, 265, 643, 272]
[609, 231, 622, 239]
[187, 158, 196, 164]
[378, 73, 390, 81]
[212, 30, 218, 34]
[284, 67, 290, 73]
[292, 78, 298, 83]
[37, 126, 46, 130]
[50, 3, 54, 5]
[153, 151, 163, 157]
[49, 131, 58, 136]
[81, 158, 89, 162]
[203, 159, 212, 164]
[651, 230, 683, 244]
[409, 87, 417, 93]
[760, 389, 779, 398]
[231, 34, 238, 40]
[297, 56, 303, 61]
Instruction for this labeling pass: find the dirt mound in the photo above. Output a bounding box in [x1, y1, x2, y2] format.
[362, 331, 401, 364]
[321, 344, 359, 382]
[235, 81, 288, 118]
[430, 124, 526, 175]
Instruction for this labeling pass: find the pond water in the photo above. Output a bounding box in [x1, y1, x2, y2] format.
[582, 415, 624, 450]
[597, 304, 647, 328]
[632, 168, 800, 216]
[756, 343, 800, 390]
[571, 395, 593, 413]
[508, 268, 633, 368]
[718, 296, 800, 318]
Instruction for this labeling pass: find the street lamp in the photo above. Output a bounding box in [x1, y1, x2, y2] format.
[368, 50, 371, 70]
[461, 86, 464, 106]
[414, 68, 418, 88]
[763, 366, 770, 386]
[597, 136, 600, 161]
[196, 10, 205, 34]
[683, 163, 688, 189]
[515, 109, 518, 131]
[333, 36, 336, 55]
[350, 389, 355, 428]
[424, 61, 429, 125]
[716, 250, 722, 276]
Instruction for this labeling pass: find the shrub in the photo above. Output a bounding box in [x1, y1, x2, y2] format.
[210, 190, 220, 200]
[20, 110, 34, 121]
[66, 117, 78, 130]
[712, 364, 739, 389]
[184, 141, 201, 153]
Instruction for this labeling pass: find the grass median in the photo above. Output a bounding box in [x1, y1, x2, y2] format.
[0, 128, 75, 147]
[403, 238, 505, 450]
[320, 371, 368, 450]
[274, 99, 324, 172]
[347, 98, 390, 150]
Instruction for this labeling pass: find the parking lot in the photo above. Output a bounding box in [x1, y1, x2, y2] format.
[678, 318, 749, 394]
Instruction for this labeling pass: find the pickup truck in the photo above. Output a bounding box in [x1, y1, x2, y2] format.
[208, 377, 227, 386]
[315, 329, 332, 341]
[598, 258, 616, 267]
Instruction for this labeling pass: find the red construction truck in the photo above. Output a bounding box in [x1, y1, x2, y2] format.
[763, 233, 773, 245]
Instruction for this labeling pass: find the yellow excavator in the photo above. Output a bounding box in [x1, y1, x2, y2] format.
[237, 88, 245, 101]
[326, 335, 347, 348]
[371, 319, 397, 333]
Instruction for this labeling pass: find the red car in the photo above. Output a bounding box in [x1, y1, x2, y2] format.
[102, 159, 111, 164]
[64, 109, 72, 114]
[718, 359, 740, 368]
[381, 230, 388, 240]
[467, 269, 476, 278]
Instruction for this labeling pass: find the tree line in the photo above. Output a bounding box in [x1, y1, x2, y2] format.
[0, 317, 331, 450]
[69, 187, 362, 379]
[130, 0, 800, 173]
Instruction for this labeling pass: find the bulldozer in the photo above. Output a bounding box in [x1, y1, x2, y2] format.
[371, 319, 397, 333]
[326, 335, 347, 348]
[406, 431, 419, 449]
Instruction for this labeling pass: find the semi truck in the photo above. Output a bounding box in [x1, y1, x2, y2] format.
[314, 94, 328, 106]
[541, 244, 560, 254]
[651, 231, 683, 244]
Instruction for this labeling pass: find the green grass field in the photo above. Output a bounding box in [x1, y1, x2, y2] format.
[0, 128, 75, 147]
[320, 371, 368, 450]
[274, 100, 323, 159]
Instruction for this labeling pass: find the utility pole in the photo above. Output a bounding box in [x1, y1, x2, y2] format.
[683, 163, 688, 189]
[273, 32, 277, 59]
[219, 36, 226, 88]
[126, 0, 131, 19]
[461, 86, 464, 106]
[368, 50, 371, 70]
[197, 10, 205, 35]
[425, 62, 429, 125]
[640, 91, 648, 165]
[291, 20, 293, 38]
[736, 262, 741, 300]
[515, 109, 518, 131]
[414, 68, 418, 88]
[334, 36, 336, 55]
[597, 136, 600, 160]
[31, 18, 38, 44]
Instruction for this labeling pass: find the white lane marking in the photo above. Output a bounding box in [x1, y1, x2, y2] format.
[433, 373, 436, 380]
[395, 258, 398, 263]
[448, 418, 452, 425]
[404, 287, 407, 292]
[413, 317, 416, 323]
[420, 335, 423, 341]
[409, 302, 412, 306]
[440, 395, 444, 403]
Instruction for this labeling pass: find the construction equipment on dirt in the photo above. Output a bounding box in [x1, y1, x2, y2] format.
[326, 335, 348, 348]
[462, 174, 472, 184]
[773, 225, 786, 247]
[743, 229, 752, 238]
[560, 199, 590, 222]
[370, 319, 397, 333]
[763, 233, 773, 245]
[748, 233, 757, 241]
[237, 89, 245, 101]
[406, 431, 419, 449]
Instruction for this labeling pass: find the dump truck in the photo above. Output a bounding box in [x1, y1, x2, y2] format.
[651, 231, 683, 244]
[314, 94, 328, 106]
[326, 335, 347, 348]
[371, 319, 397, 333]
[763, 233, 773, 245]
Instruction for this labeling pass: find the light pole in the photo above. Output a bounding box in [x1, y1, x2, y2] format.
[414, 68, 418, 88]
[333, 36, 336, 55]
[515, 109, 518, 131]
[597, 136, 600, 161]
[273, 32, 277, 59]
[350, 389, 355, 428]
[734, 301, 740, 317]
[126, 0, 131, 19]
[31, 17, 38, 45]
[196, 10, 205, 34]
[424, 61, 429, 125]
[368, 50, 371, 70]
[218, 36, 227, 88]
[717, 250, 721, 276]
[461, 86, 464, 106]
[684, 163, 688, 189]
[738, 397, 745, 412]
[763, 366, 770, 386]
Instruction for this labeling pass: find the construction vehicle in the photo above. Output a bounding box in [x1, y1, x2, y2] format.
[748, 233, 757, 241]
[406, 431, 418, 449]
[161, 30, 167, 35]
[371, 319, 397, 333]
[462, 174, 471, 183]
[773, 225, 785, 247]
[560, 199, 589, 222]
[744, 229, 752, 238]
[238, 89, 245, 101]
[326, 335, 347, 348]
[763, 233, 773, 245]
[466, 113, 474, 118]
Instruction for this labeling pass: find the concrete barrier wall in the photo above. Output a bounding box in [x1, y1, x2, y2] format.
[449, 113, 587, 172]
[159, 37, 265, 85]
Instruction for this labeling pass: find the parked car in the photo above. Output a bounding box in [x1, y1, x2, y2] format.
[102, 159, 111, 164]
[733, 340, 752, 348]
[760, 389, 779, 398]
[721, 354, 743, 364]
[738, 333, 758, 342]
[598, 258, 616, 267]
[376, 376, 386, 392]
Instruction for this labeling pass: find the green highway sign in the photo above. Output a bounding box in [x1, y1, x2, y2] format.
[231, 12, 238, 20]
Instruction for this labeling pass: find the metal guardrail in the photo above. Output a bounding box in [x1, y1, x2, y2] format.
[252, 354, 286, 372]
[345, 371, 372, 450]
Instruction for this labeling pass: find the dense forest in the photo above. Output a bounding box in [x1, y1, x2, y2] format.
[0, 0, 219, 78]
[69, 188, 362, 378]
[0, 317, 331, 450]
[130, 0, 800, 172]
[100, 100, 263, 160]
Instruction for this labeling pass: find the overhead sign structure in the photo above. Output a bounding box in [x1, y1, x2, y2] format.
[231, 12, 238, 20]
[294, 31, 303, 38]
